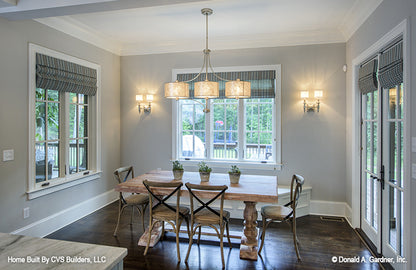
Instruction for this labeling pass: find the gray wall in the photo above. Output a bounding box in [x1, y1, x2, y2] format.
[345, 0, 416, 265]
[0, 18, 120, 233]
[120, 43, 347, 202]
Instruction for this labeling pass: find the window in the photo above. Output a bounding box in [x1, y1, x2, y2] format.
[172, 65, 281, 169]
[28, 44, 101, 199]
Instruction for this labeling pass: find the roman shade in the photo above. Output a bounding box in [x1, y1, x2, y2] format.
[378, 40, 403, 89]
[177, 70, 275, 99]
[358, 58, 378, 94]
[36, 53, 97, 96]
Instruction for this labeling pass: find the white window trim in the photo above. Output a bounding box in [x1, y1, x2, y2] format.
[27, 43, 102, 199]
[171, 64, 282, 171]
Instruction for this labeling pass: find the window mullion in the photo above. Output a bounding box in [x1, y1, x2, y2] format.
[61, 92, 68, 177]
[206, 99, 211, 159]
[238, 99, 244, 161]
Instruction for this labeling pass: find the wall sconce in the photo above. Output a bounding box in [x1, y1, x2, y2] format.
[301, 90, 323, 112]
[136, 94, 153, 113]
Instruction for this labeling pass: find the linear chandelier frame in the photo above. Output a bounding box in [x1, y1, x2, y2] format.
[164, 8, 251, 113]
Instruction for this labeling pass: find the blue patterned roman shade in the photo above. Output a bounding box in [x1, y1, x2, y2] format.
[36, 53, 97, 96]
[378, 40, 403, 89]
[177, 70, 275, 99]
[358, 58, 378, 94]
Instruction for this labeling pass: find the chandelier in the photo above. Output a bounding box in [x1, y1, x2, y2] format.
[164, 8, 251, 112]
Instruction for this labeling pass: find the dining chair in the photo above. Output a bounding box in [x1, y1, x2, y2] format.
[258, 174, 305, 261]
[142, 180, 190, 262]
[113, 166, 149, 236]
[184, 182, 232, 268]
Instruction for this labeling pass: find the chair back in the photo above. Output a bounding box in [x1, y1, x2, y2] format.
[185, 183, 228, 224]
[114, 166, 134, 184]
[114, 166, 135, 203]
[289, 174, 305, 218]
[143, 180, 185, 221]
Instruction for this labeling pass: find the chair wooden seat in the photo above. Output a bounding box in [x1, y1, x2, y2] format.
[125, 194, 149, 205]
[143, 180, 190, 262]
[113, 166, 149, 237]
[184, 182, 232, 268]
[261, 205, 292, 221]
[153, 204, 190, 220]
[258, 174, 304, 261]
[194, 209, 230, 224]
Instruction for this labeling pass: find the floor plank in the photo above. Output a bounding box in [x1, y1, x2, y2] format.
[47, 202, 381, 269]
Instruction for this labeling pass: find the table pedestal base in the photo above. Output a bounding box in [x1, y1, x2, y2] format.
[239, 228, 259, 260]
[239, 201, 259, 261]
[137, 222, 163, 247]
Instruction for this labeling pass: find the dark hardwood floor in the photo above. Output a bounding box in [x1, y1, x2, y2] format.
[47, 202, 381, 269]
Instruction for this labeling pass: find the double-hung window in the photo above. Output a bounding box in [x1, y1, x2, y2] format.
[28, 44, 101, 199]
[172, 65, 281, 169]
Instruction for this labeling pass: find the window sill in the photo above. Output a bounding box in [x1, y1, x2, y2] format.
[177, 159, 282, 171]
[26, 171, 102, 200]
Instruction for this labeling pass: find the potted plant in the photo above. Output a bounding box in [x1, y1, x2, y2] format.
[198, 161, 212, 182]
[172, 160, 184, 180]
[228, 165, 241, 184]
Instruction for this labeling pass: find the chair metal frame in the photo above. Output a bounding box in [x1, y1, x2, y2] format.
[142, 180, 190, 262]
[113, 166, 149, 236]
[184, 182, 232, 268]
[258, 174, 304, 261]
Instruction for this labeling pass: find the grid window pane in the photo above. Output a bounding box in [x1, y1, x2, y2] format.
[36, 88, 45, 100]
[79, 139, 88, 172]
[47, 102, 59, 140]
[35, 142, 46, 183]
[69, 139, 77, 174]
[35, 102, 46, 141]
[79, 105, 88, 138]
[48, 142, 59, 180]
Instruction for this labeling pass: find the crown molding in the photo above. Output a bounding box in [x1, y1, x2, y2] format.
[338, 0, 383, 40]
[119, 29, 345, 56]
[34, 0, 383, 56]
[35, 16, 121, 55]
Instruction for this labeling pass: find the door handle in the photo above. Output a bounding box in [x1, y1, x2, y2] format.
[370, 165, 385, 190]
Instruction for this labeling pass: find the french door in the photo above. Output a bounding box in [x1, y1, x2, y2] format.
[361, 83, 405, 267]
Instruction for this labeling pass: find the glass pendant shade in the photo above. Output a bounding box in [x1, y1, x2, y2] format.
[164, 80, 189, 99]
[225, 79, 251, 99]
[194, 80, 219, 98]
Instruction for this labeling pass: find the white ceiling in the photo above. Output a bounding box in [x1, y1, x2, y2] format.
[0, 0, 383, 56]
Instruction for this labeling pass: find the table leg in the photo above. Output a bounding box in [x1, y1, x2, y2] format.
[240, 201, 259, 260]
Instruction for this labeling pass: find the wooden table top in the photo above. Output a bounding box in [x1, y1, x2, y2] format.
[115, 170, 278, 203]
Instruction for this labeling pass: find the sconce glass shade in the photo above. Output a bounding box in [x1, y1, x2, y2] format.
[300, 91, 309, 99]
[225, 79, 251, 99]
[314, 90, 323, 98]
[194, 80, 219, 99]
[136, 94, 144, 101]
[164, 80, 189, 99]
[146, 94, 154, 102]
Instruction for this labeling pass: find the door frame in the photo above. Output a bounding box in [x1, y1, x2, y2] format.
[350, 18, 410, 261]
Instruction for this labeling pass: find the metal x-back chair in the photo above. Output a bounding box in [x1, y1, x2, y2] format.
[142, 180, 190, 262]
[184, 183, 232, 268]
[113, 166, 149, 236]
[258, 174, 305, 261]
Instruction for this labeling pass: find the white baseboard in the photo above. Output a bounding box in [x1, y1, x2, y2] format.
[310, 200, 352, 221]
[11, 190, 118, 238]
[10, 190, 354, 238]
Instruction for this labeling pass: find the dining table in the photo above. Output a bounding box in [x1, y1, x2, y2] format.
[115, 169, 278, 261]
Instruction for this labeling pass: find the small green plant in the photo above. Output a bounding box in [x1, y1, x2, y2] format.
[172, 160, 184, 171]
[228, 165, 241, 174]
[198, 161, 212, 173]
